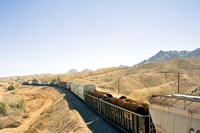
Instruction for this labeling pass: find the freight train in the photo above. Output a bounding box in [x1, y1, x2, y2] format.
[24, 81, 200, 133]
[59, 82, 155, 133]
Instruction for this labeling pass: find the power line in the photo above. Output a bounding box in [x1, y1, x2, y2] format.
[159, 71, 183, 93]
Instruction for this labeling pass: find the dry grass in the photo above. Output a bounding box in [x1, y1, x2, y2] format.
[128, 82, 177, 103]
[0, 116, 21, 129]
[0, 94, 26, 129]
[0, 94, 26, 116]
[25, 98, 91, 133]
[0, 81, 91, 133]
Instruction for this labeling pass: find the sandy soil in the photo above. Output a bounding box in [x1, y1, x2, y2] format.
[0, 85, 91, 133]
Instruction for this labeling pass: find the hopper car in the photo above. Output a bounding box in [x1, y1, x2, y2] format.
[149, 94, 200, 133]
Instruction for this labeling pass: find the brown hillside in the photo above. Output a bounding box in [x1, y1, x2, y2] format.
[70, 58, 200, 102]
[14, 58, 200, 102]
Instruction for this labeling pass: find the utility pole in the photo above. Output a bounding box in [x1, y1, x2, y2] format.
[117, 78, 120, 94]
[178, 72, 180, 93]
[159, 71, 182, 94]
[45, 75, 47, 84]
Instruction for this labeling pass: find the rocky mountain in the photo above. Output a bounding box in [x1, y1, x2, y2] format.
[135, 48, 200, 67]
[67, 69, 79, 74]
[187, 48, 200, 57]
[81, 69, 92, 72]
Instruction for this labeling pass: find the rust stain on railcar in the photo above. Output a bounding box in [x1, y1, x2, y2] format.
[124, 111, 132, 121]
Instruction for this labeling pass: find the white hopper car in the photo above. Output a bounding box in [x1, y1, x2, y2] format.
[149, 94, 200, 133]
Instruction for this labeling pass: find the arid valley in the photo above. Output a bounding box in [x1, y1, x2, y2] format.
[1, 58, 200, 132]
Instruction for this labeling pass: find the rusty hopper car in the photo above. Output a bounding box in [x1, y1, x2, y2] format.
[85, 93, 155, 133]
[149, 94, 200, 133]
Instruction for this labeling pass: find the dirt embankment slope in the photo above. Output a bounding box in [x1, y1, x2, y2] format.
[0, 82, 91, 133]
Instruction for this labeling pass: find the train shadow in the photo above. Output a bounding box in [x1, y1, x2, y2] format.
[53, 86, 120, 133]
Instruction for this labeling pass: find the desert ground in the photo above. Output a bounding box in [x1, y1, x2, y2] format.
[0, 81, 91, 133]
[1, 58, 200, 132]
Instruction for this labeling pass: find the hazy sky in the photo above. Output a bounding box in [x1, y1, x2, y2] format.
[0, 0, 200, 77]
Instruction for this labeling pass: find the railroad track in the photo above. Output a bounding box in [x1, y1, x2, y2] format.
[54, 86, 121, 133]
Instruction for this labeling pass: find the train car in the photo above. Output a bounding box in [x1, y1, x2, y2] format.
[85, 92, 155, 133]
[149, 94, 200, 133]
[49, 81, 59, 86]
[66, 82, 72, 90]
[85, 93, 100, 111]
[54, 82, 59, 86]
[70, 82, 96, 100]
[71, 82, 78, 94]
[59, 82, 67, 88]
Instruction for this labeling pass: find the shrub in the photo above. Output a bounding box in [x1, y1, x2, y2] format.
[22, 113, 29, 119]
[10, 99, 26, 112]
[7, 120, 21, 128]
[7, 85, 15, 91]
[0, 117, 21, 129]
[0, 121, 3, 129]
[0, 102, 7, 115]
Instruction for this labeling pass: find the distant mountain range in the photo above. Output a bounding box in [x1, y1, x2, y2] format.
[119, 65, 129, 68]
[81, 69, 92, 72]
[67, 69, 79, 74]
[135, 48, 200, 67]
[67, 68, 92, 74]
